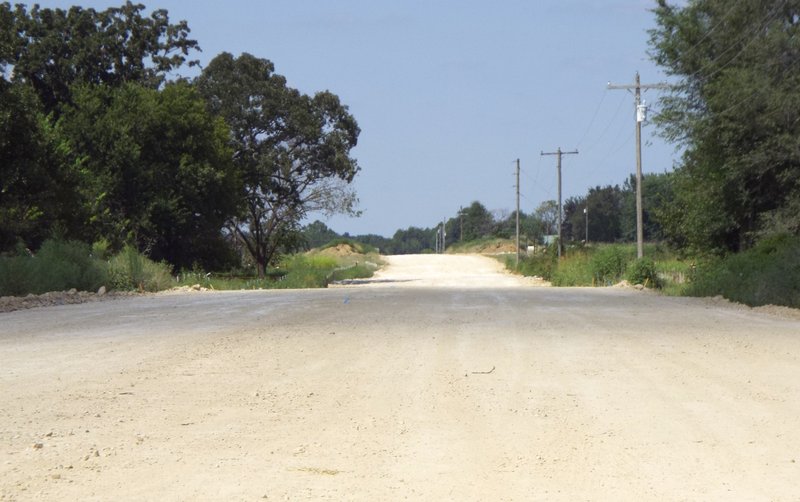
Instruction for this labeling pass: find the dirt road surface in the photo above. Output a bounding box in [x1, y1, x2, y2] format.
[2, 254, 800, 500]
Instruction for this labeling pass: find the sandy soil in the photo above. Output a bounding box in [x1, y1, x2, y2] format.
[1, 254, 800, 500]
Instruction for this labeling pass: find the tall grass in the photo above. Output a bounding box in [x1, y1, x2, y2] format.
[686, 234, 800, 308]
[0, 240, 107, 295]
[107, 245, 173, 292]
[0, 239, 174, 296]
[507, 238, 800, 308]
[509, 242, 683, 290]
[176, 252, 378, 290]
[551, 249, 593, 286]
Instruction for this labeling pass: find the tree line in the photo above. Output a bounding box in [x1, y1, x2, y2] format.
[0, 2, 359, 276]
[303, 172, 673, 254]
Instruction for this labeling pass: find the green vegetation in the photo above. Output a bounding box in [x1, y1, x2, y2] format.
[0, 239, 170, 296]
[1, 3, 359, 278]
[175, 243, 380, 291]
[506, 238, 800, 309]
[685, 235, 800, 308]
[107, 246, 174, 292]
[650, 0, 800, 253]
[506, 243, 686, 290]
[0, 237, 380, 296]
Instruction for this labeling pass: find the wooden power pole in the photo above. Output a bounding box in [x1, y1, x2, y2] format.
[541, 148, 578, 258]
[608, 72, 669, 259]
[515, 159, 521, 267]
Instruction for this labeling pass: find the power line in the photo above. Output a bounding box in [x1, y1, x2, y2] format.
[598, 130, 635, 166]
[576, 89, 608, 149]
[580, 91, 629, 155]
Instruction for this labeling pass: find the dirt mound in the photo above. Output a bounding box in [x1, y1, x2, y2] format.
[316, 242, 360, 257]
[451, 239, 518, 254]
[479, 241, 518, 253]
[753, 304, 800, 320]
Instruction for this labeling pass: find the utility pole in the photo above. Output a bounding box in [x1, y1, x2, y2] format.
[516, 158, 521, 268]
[541, 147, 578, 258]
[584, 206, 589, 244]
[608, 72, 670, 259]
[459, 206, 463, 242]
[441, 219, 446, 254]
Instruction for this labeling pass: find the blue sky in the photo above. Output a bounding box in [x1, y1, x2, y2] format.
[41, 0, 683, 237]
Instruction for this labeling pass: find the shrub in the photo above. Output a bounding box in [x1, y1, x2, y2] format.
[550, 250, 593, 286]
[108, 245, 173, 292]
[329, 263, 375, 282]
[0, 255, 33, 296]
[686, 234, 800, 307]
[512, 243, 559, 280]
[589, 245, 631, 285]
[31, 239, 108, 293]
[626, 258, 660, 288]
[0, 239, 110, 295]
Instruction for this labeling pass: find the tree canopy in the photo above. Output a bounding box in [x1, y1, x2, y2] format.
[196, 52, 360, 275]
[58, 81, 238, 269]
[1, 3, 361, 276]
[2, 1, 198, 114]
[650, 0, 800, 253]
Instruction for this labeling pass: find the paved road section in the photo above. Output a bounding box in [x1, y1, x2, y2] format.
[1, 255, 799, 500]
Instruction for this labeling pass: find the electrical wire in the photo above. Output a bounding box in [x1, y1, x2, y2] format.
[598, 130, 635, 167]
[580, 91, 629, 155]
[576, 89, 608, 149]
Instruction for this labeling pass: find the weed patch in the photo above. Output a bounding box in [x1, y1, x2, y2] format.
[686, 234, 800, 308]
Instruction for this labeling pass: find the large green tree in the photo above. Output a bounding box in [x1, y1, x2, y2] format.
[564, 186, 624, 243]
[620, 173, 674, 243]
[58, 81, 238, 269]
[460, 201, 494, 241]
[3, 1, 198, 115]
[650, 0, 800, 253]
[1, 1, 205, 256]
[0, 80, 74, 250]
[534, 200, 559, 236]
[197, 52, 360, 276]
[389, 226, 435, 254]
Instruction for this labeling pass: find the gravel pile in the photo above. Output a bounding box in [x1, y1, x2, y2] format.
[0, 288, 135, 313]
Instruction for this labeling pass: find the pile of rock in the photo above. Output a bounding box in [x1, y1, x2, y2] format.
[0, 287, 133, 313]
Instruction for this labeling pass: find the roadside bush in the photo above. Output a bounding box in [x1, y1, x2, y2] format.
[589, 245, 631, 285]
[329, 263, 375, 283]
[0, 239, 107, 295]
[626, 258, 660, 288]
[0, 254, 33, 296]
[32, 239, 108, 293]
[550, 249, 592, 286]
[271, 254, 335, 289]
[512, 242, 559, 280]
[686, 234, 800, 307]
[108, 245, 173, 292]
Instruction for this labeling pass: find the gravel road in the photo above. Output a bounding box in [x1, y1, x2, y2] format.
[1, 254, 799, 500]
